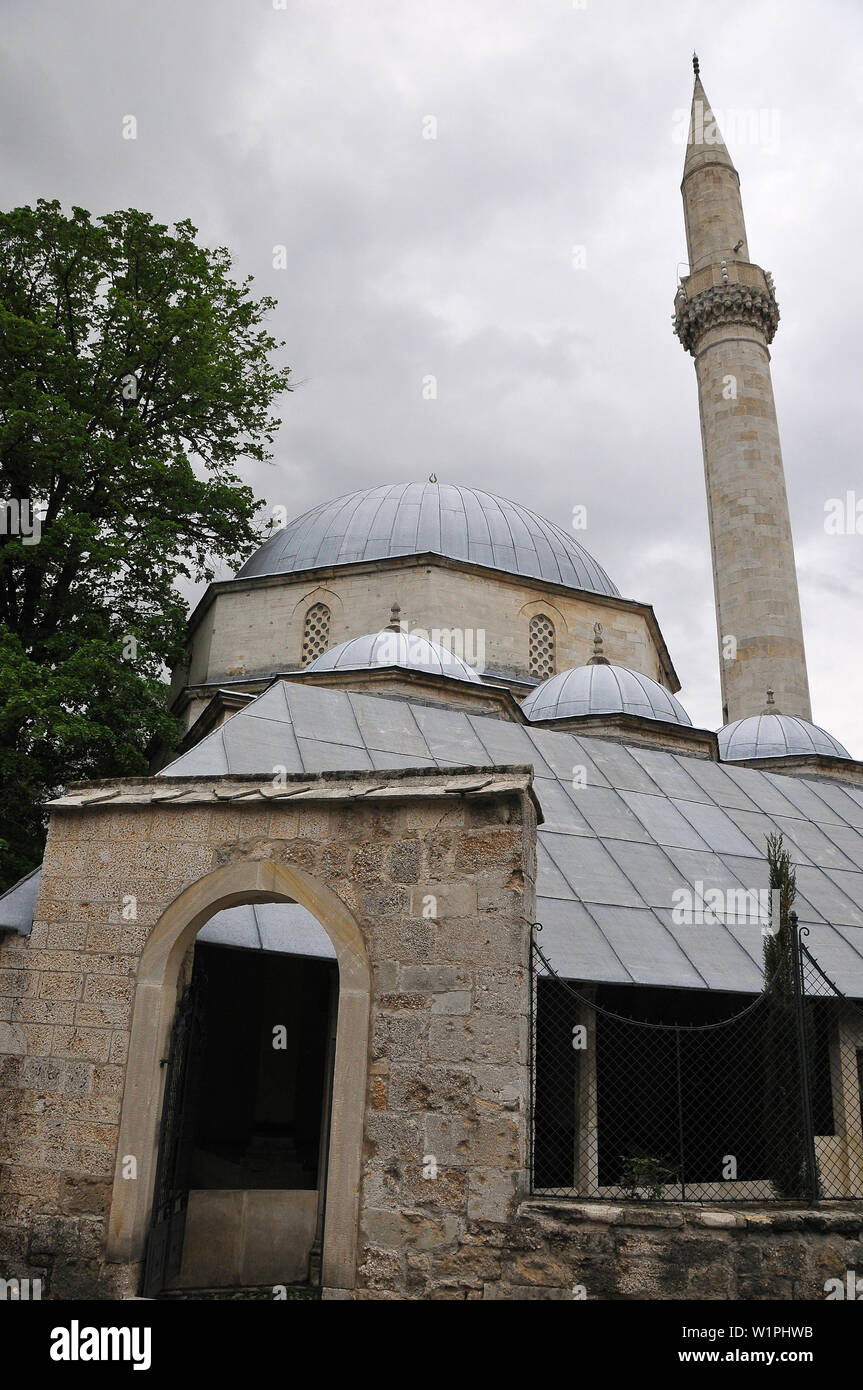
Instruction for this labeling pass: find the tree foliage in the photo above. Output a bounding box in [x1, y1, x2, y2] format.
[762, 832, 817, 1200]
[0, 199, 291, 889]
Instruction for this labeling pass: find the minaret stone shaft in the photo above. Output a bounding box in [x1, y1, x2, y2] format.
[674, 68, 811, 724]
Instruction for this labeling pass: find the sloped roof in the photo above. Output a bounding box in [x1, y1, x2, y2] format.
[0, 863, 336, 961]
[0, 867, 42, 933]
[159, 681, 863, 996]
[198, 901, 335, 960]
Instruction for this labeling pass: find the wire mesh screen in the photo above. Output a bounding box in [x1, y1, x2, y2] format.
[530, 923, 863, 1203]
[799, 935, 863, 1201]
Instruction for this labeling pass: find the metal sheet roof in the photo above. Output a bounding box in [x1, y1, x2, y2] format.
[719, 712, 851, 761]
[306, 630, 482, 683]
[8, 680, 863, 996]
[0, 867, 42, 933]
[522, 662, 692, 726]
[199, 902, 336, 959]
[234, 482, 621, 597]
[155, 681, 863, 995]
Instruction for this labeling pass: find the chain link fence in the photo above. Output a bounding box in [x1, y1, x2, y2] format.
[530, 919, 863, 1203]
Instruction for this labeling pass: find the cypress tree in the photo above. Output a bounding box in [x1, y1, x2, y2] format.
[762, 833, 817, 1199]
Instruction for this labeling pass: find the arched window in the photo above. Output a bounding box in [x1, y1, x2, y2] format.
[301, 602, 331, 665]
[529, 613, 556, 680]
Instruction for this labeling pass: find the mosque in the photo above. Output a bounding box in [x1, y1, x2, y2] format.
[1, 65, 863, 1301]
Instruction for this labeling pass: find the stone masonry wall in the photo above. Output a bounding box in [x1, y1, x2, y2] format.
[184, 561, 668, 701]
[0, 769, 536, 1299]
[5, 765, 859, 1301]
[354, 808, 535, 1298]
[342, 1199, 863, 1300]
[478, 1201, 863, 1302]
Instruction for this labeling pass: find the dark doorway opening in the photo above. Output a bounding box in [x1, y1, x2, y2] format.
[144, 939, 337, 1295]
[189, 943, 334, 1190]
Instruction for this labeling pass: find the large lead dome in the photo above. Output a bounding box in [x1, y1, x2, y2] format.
[237, 481, 620, 596]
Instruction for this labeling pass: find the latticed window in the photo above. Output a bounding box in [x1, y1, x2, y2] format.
[529, 614, 556, 679]
[301, 602, 331, 665]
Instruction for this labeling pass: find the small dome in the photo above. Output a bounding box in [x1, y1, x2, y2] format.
[236, 482, 620, 597]
[521, 662, 692, 726]
[305, 629, 482, 683]
[719, 713, 851, 761]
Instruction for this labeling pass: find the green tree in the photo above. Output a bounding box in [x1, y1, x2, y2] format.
[762, 832, 817, 1200]
[0, 200, 291, 890]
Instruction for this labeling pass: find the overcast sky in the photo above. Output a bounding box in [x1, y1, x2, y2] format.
[4, 0, 862, 750]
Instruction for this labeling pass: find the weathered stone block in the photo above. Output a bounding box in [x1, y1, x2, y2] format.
[409, 883, 476, 920]
[467, 1168, 519, 1223]
[431, 991, 472, 1015]
[372, 1012, 428, 1062]
[357, 1244, 402, 1291]
[59, 1176, 111, 1216]
[390, 842, 422, 884]
[423, 1112, 521, 1170]
[388, 1063, 474, 1114]
[428, 1014, 526, 1065]
[364, 1112, 421, 1160]
[399, 964, 472, 993]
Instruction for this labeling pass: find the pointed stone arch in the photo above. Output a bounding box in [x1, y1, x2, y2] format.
[106, 859, 370, 1291]
[289, 584, 343, 622]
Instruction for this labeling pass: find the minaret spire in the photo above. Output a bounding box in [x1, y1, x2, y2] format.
[673, 66, 811, 725]
[681, 70, 747, 271]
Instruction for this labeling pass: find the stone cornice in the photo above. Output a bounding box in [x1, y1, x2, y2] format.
[44, 764, 543, 819]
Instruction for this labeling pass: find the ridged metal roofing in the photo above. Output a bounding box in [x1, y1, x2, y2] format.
[152, 681, 863, 996]
[0, 867, 41, 933]
[522, 663, 692, 726]
[2, 868, 336, 960]
[199, 902, 335, 959]
[719, 714, 851, 762]
[236, 482, 620, 596]
[306, 629, 481, 682]
[11, 684, 863, 994]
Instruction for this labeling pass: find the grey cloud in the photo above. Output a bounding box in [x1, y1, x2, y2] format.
[3, 0, 862, 751]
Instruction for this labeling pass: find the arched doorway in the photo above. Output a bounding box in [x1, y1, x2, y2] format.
[105, 861, 371, 1294]
[144, 921, 336, 1294]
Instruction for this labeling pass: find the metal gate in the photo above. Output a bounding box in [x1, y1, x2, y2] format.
[142, 970, 207, 1296]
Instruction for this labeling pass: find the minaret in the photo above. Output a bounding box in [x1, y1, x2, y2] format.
[674, 56, 811, 725]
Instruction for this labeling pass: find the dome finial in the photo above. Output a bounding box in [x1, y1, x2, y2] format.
[428, 473, 437, 484]
[692, 51, 700, 79]
[588, 621, 610, 666]
[762, 687, 778, 715]
[387, 602, 402, 633]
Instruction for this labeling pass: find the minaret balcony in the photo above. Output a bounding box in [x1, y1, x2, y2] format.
[673, 261, 779, 354]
